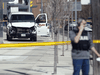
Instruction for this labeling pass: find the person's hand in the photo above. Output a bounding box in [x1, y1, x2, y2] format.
[79, 23, 85, 32]
[97, 54, 100, 57]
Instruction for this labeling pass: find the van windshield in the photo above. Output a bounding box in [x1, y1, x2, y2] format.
[11, 15, 35, 22]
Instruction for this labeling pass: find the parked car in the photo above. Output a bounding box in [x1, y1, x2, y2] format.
[64, 21, 92, 32]
[64, 22, 77, 31]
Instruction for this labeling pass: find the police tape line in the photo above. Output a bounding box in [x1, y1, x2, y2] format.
[0, 41, 71, 48]
[93, 40, 100, 43]
[0, 40, 99, 48]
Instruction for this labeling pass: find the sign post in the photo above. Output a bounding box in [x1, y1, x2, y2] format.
[0, 0, 3, 43]
[75, 0, 77, 24]
[41, 0, 43, 13]
[70, 1, 82, 24]
[28, 0, 30, 12]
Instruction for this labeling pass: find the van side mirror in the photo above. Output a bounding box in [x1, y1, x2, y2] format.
[46, 23, 50, 26]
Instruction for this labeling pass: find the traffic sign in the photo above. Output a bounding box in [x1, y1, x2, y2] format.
[3, 0, 14, 2]
[31, 5, 37, 8]
[71, 1, 82, 11]
[30, 1, 33, 7]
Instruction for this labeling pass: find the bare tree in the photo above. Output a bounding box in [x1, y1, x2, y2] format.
[44, 0, 73, 74]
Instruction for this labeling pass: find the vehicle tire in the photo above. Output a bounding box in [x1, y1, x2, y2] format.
[30, 36, 37, 41]
[7, 34, 12, 41]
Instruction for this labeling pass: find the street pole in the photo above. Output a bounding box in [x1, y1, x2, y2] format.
[51, 21, 54, 39]
[0, 0, 3, 20]
[52, 20, 58, 75]
[41, 0, 43, 13]
[71, 0, 73, 24]
[72, 11, 73, 23]
[28, 0, 30, 12]
[75, 0, 77, 24]
[0, 0, 3, 44]
[58, 20, 60, 42]
[67, 16, 69, 50]
[61, 20, 65, 56]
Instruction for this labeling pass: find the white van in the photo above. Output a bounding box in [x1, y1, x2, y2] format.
[6, 12, 37, 41]
[35, 13, 50, 36]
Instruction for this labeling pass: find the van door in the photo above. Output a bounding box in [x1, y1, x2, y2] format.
[35, 13, 49, 36]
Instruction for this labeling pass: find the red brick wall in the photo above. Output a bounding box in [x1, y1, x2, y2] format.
[31, 0, 41, 18]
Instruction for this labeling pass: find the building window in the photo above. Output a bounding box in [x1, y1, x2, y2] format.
[37, 0, 41, 3]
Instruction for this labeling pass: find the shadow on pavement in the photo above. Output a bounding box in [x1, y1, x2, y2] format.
[18, 68, 48, 73]
[38, 66, 71, 69]
[5, 69, 29, 75]
[0, 73, 17, 75]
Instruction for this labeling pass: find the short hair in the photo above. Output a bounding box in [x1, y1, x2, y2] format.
[77, 18, 86, 27]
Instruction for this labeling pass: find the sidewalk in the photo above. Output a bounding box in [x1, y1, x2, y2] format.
[27, 37, 73, 75]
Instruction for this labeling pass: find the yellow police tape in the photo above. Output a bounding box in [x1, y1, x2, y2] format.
[0, 41, 71, 48]
[93, 40, 100, 43]
[0, 40, 99, 48]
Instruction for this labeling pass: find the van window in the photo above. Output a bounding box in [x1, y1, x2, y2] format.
[11, 14, 35, 22]
[36, 15, 46, 23]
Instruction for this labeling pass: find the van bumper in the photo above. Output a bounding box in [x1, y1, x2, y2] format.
[10, 33, 36, 38]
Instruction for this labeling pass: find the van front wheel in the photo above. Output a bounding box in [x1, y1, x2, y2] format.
[7, 34, 12, 41]
[30, 36, 37, 41]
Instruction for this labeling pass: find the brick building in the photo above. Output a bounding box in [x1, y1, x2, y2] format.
[31, 0, 41, 17]
[31, 0, 47, 17]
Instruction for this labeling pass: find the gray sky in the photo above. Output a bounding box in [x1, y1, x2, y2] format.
[67, 0, 90, 5]
[81, 0, 90, 5]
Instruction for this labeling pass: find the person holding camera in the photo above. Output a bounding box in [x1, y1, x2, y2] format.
[69, 18, 100, 75]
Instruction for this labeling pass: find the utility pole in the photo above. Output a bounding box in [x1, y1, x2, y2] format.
[92, 0, 100, 75]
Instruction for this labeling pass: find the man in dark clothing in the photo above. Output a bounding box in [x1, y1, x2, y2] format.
[69, 18, 100, 75]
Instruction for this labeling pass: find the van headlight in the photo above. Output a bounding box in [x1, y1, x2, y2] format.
[30, 26, 37, 34]
[31, 26, 36, 31]
[9, 26, 17, 34]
